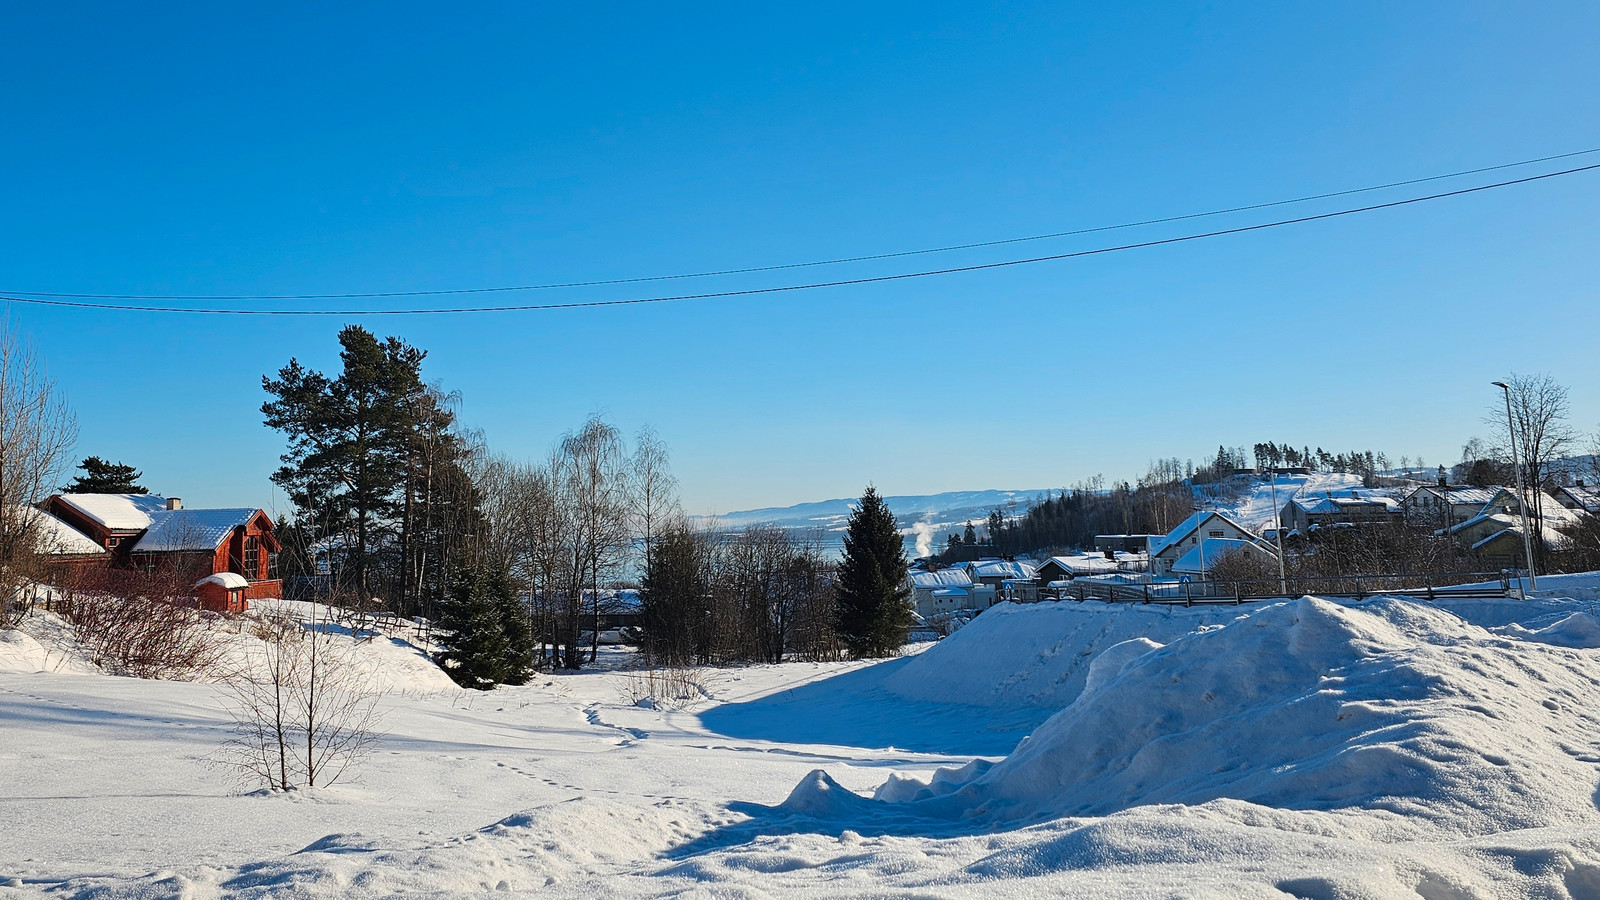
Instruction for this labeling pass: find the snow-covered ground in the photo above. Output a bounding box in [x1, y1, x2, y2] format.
[8, 582, 1600, 898]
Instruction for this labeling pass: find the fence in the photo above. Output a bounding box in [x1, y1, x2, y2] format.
[1049, 571, 1517, 606]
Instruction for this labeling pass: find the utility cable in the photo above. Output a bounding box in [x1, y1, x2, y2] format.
[4, 147, 1598, 303]
[3, 161, 1596, 316]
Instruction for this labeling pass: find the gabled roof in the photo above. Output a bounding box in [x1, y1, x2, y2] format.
[131, 508, 261, 553]
[1149, 510, 1256, 558]
[1171, 538, 1276, 575]
[13, 507, 105, 556]
[911, 568, 973, 589]
[53, 493, 168, 531]
[1403, 485, 1499, 507]
[1552, 484, 1600, 513]
[966, 559, 1037, 580]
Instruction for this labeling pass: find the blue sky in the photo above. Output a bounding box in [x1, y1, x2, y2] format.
[3, 2, 1598, 516]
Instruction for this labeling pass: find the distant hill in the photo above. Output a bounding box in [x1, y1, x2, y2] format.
[699, 488, 1057, 557]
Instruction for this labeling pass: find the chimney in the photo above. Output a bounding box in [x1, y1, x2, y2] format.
[166, 497, 182, 510]
[1579, 479, 1587, 490]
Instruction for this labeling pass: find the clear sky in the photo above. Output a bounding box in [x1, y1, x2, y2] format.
[3, 2, 1598, 516]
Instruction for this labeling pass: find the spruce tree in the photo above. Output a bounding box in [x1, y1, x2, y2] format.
[487, 563, 534, 686]
[435, 566, 513, 690]
[65, 457, 148, 494]
[835, 486, 913, 658]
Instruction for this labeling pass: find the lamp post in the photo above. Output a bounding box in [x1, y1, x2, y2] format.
[1265, 466, 1288, 596]
[1491, 381, 1538, 592]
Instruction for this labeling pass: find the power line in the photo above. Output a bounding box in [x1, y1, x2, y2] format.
[4, 161, 1596, 317]
[5, 147, 1599, 303]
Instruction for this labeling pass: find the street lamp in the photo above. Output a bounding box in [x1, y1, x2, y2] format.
[1491, 381, 1538, 592]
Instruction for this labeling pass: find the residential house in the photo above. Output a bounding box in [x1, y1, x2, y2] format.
[1148, 511, 1275, 577]
[1401, 484, 1500, 530]
[1279, 493, 1400, 534]
[1550, 482, 1600, 515]
[1436, 488, 1576, 569]
[963, 558, 1039, 603]
[907, 567, 992, 618]
[42, 493, 282, 611]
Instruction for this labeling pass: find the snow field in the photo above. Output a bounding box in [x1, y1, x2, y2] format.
[9, 590, 1600, 897]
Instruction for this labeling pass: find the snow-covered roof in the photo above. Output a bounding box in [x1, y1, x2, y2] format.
[911, 568, 973, 590]
[13, 507, 105, 556]
[1041, 554, 1122, 576]
[1405, 485, 1499, 507]
[1171, 538, 1275, 575]
[53, 493, 168, 531]
[1553, 485, 1600, 513]
[930, 587, 971, 598]
[132, 508, 259, 553]
[196, 572, 250, 590]
[967, 559, 1037, 580]
[1149, 510, 1257, 558]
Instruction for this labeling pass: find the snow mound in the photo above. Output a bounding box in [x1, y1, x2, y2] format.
[0, 611, 99, 674]
[882, 600, 1247, 709]
[1499, 611, 1600, 649]
[58, 798, 696, 899]
[800, 598, 1600, 840]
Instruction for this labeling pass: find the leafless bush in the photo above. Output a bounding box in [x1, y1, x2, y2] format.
[618, 665, 711, 711]
[221, 609, 385, 791]
[55, 568, 222, 679]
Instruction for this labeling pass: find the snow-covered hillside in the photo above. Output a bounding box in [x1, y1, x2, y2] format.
[700, 488, 1054, 555]
[10, 586, 1600, 898]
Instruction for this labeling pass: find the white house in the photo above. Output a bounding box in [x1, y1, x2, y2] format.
[908, 567, 994, 617]
[1148, 511, 1275, 577]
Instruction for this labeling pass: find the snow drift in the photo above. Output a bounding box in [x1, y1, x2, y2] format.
[854, 598, 1600, 839]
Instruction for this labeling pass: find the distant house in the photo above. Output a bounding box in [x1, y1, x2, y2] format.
[1279, 493, 1400, 534]
[41, 493, 282, 611]
[1550, 482, 1600, 515]
[1093, 534, 1160, 554]
[908, 567, 993, 617]
[1435, 488, 1576, 569]
[1148, 511, 1275, 577]
[1401, 484, 1501, 530]
[963, 558, 1038, 603]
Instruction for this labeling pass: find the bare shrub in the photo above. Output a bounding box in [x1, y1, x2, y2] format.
[222, 609, 385, 791]
[55, 568, 221, 679]
[618, 665, 711, 711]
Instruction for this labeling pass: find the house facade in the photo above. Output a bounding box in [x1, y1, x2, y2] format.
[1401, 485, 1499, 530]
[1148, 510, 1274, 577]
[42, 493, 282, 611]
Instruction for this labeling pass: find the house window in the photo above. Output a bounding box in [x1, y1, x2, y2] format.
[244, 536, 260, 578]
[1208, 530, 1224, 538]
[107, 536, 121, 548]
[268, 552, 279, 581]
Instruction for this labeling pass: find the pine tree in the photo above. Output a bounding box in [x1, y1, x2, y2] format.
[65, 457, 148, 494]
[835, 486, 912, 659]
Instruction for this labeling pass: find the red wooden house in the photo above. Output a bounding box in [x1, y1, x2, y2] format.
[43, 493, 282, 612]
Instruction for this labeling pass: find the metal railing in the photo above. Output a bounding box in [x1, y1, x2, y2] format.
[1047, 571, 1516, 606]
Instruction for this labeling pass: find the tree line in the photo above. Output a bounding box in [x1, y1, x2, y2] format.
[261, 327, 914, 688]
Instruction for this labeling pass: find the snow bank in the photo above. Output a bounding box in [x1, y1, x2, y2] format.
[0, 610, 99, 674]
[882, 600, 1246, 710]
[55, 797, 698, 899]
[856, 599, 1600, 838]
[1499, 611, 1600, 649]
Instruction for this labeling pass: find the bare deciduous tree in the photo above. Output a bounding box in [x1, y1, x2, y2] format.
[1489, 373, 1575, 562]
[0, 323, 77, 626]
[223, 608, 385, 791]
